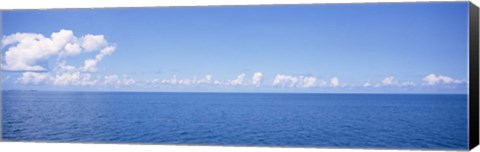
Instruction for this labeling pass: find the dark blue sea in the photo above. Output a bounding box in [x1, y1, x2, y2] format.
[1, 91, 468, 150]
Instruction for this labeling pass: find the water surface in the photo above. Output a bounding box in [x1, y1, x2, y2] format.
[2, 91, 468, 149]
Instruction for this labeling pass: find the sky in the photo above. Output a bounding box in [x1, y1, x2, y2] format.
[0, 2, 470, 93]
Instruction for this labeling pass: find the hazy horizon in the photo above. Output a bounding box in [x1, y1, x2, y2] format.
[1, 89, 469, 95]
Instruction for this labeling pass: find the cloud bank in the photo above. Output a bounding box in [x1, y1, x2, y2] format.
[272, 74, 338, 88]
[423, 73, 463, 85]
[2, 30, 467, 91]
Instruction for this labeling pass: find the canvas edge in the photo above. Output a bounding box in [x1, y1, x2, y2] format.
[469, 1, 480, 150]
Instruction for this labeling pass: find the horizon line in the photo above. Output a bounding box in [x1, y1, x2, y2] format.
[2, 89, 468, 95]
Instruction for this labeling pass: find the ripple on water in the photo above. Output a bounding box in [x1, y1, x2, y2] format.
[2, 92, 469, 150]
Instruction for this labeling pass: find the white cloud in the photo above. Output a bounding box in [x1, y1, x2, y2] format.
[123, 78, 136, 86]
[214, 80, 222, 85]
[4, 29, 118, 87]
[81, 35, 108, 52]
[63, 43, 82, 56]
[51, 30, 76, 53]
[15, 64, 98, 86]
[197, 74, 213, 84]
[100, 45, 116, 55]
[423, 73, 462, 85]
[51, 72, 97, 86]
[161, 75, 178, 85]
[273, 74, 299, 88]
[150, 79, 160, 84]
[52, 72, 80, 86]
[82, 46, 116, 72]
[3, 30, 64, 71]
[17, 72, 49, 85]
[381, 76, 395, 86]
[2, 29, 115, 72]
[251, 72, 263, 87]
[303, 76, 317, 88]
[104, 75, 121, 86]
[2, 32, 62, 71]
[363, 81, 372, 87]
[155, 73, 316, 88]
[103, 74, 136, 86]
[2, 33, 45, 47]
[364, 76, 416, 87]
[83, 59, 98, 72]
[272, 74, 318, 88]
[178, 79, 192, 85]
[230, 73, 246, 86]
[152, 73, 263, 88]
[156, 74, 222, 86]
[79, 73, 98, 86]
[179, 78, 191, 85]
[330, 77, 339, 87]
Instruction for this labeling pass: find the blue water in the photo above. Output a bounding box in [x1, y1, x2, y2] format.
[2, 91, 468, 149]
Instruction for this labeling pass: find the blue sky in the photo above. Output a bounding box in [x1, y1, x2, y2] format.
[1, 2, 470, 93]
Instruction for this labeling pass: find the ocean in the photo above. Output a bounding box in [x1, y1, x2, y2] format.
[1, 91, 468, 150]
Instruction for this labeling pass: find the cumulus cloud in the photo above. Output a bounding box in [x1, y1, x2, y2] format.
[51, 72, 97, 86]
[82, 46, 116, 72]
[2, 32, 62, 71]
[2, 33, 45, 47]
[4, 29, 117, 87]
[63, 43, 82, 56]
[273, 74, 299, 88]
[15, 65, 99, 87]
[152, 73, 265, 88]
[161, 75, 178, 85]
[272, 74, 319, 88]
[17, 72, 49, 85]
[230, 73, 246, 86]
[55, 61, 77, 72]
[156, 74, 221, 86]
[381, 76, 395, 86]
[330, 77, 339, 87]
[52, 72, 81, 86]
[197, 74, 213, 84]
[2, 29, 114, 72]
[103, 74, 136, 86]
[81, 35, 108, 52]
[123, 78, 136, 86]
[251, 72, 263, 87]
[423, 73, 462, 85]
[156, 73, 317, 88]
[363, 76, 416, 88]
[303, 76, 317, 88]
[104, 75, 121, 85]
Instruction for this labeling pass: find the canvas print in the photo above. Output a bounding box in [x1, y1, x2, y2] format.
[1, 2, 476, 150]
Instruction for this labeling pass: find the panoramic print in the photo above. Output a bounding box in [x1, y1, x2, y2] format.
[1, 2, 470, 150]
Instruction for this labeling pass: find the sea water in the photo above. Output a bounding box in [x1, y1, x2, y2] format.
[1, 91, 468, 149]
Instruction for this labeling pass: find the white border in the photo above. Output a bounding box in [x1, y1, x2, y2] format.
[0, 0, 478, 152]
[0, 0, 471, 10]
[0, 142, 468, 152]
